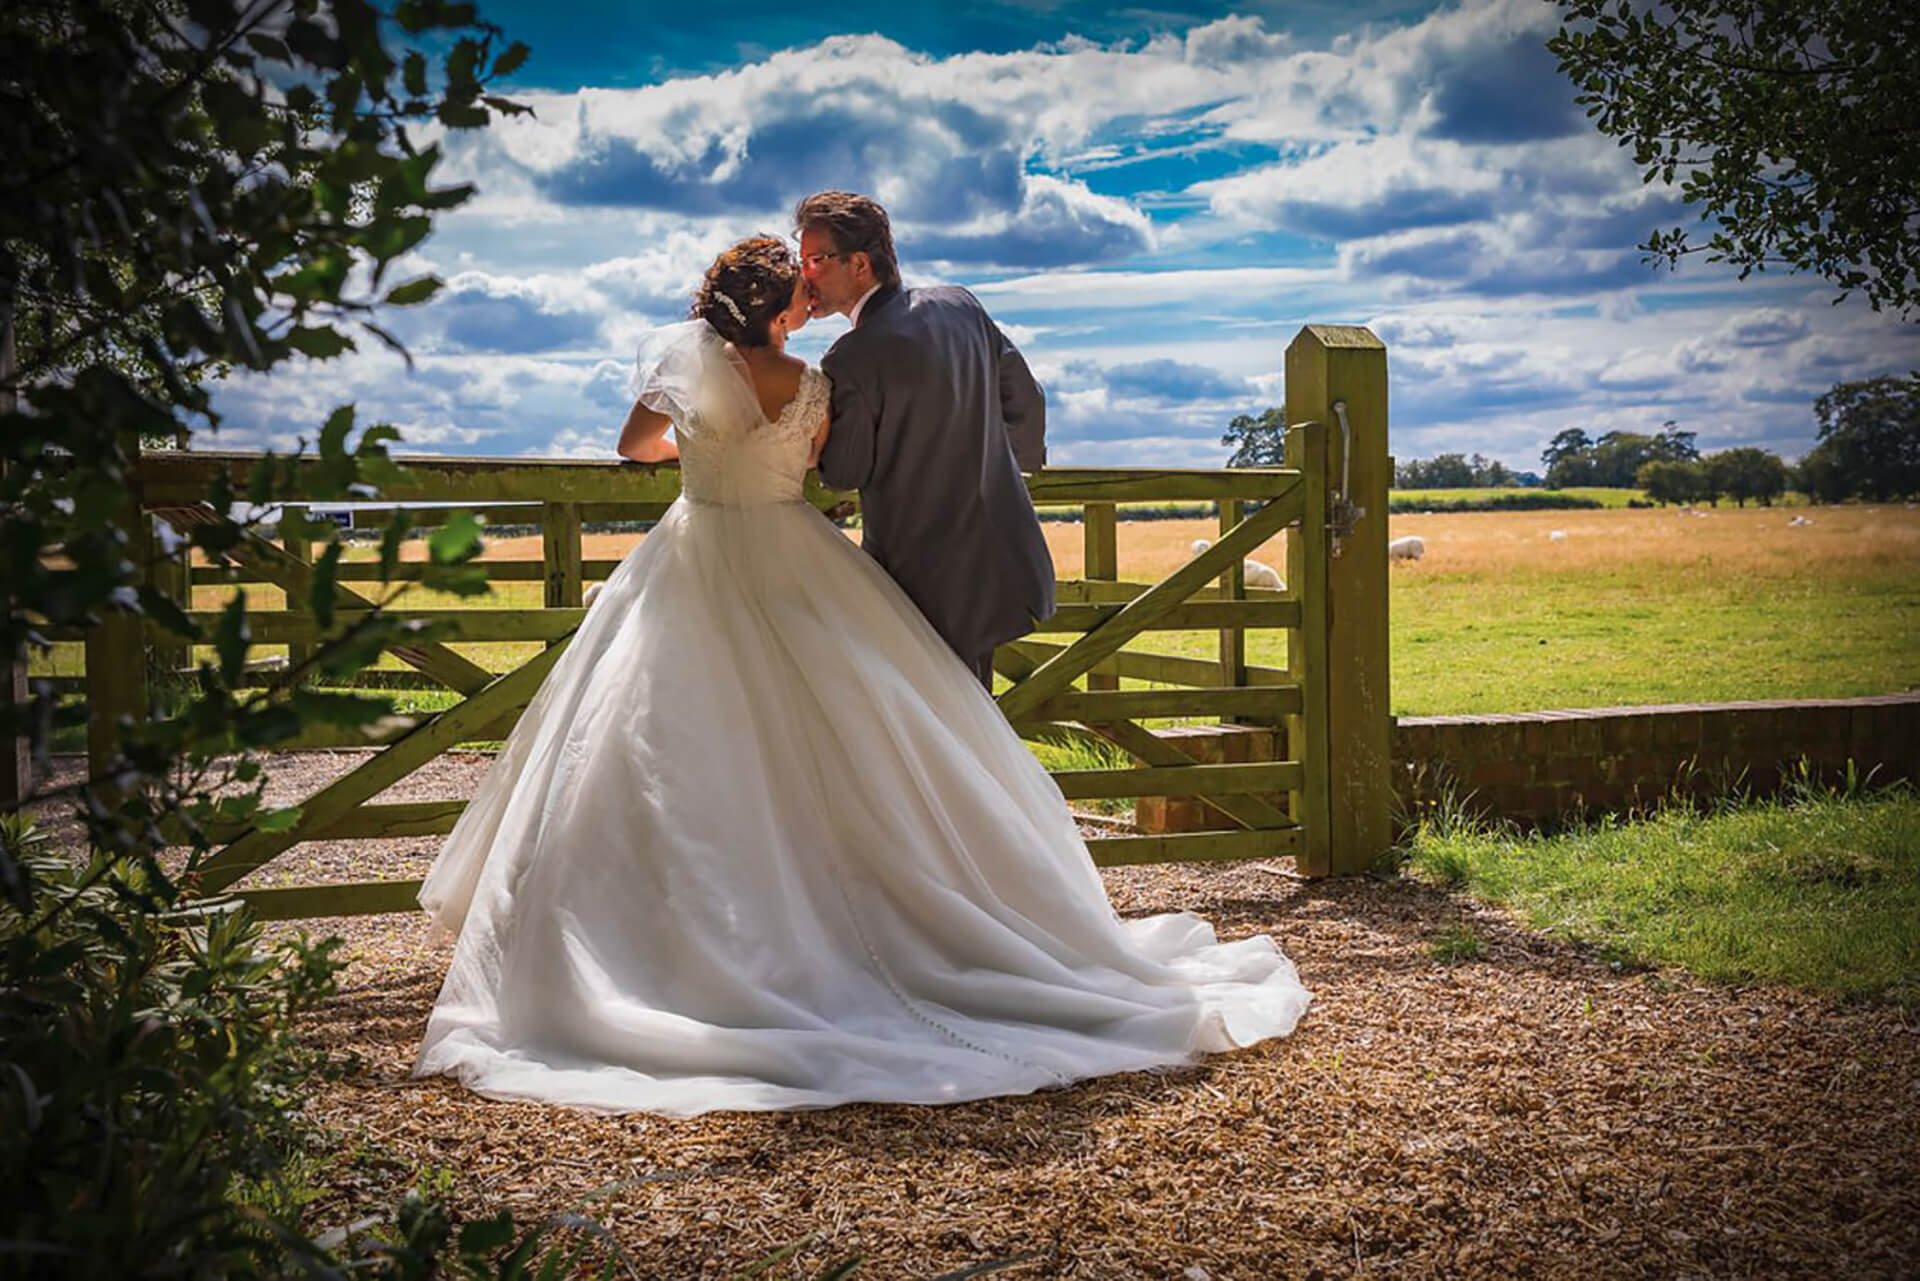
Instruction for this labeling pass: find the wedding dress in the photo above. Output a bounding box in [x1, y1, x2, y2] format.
[414, 321, 1309, 1115]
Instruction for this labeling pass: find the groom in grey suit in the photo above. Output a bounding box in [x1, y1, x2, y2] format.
[796, 191, 1055, 688]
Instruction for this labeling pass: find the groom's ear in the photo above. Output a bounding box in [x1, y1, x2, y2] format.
[850, 250, 874, 285]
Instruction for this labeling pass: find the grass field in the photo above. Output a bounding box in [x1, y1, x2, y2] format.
[33, 500, 1920, 716]
[1405, 776, 1920, 1005]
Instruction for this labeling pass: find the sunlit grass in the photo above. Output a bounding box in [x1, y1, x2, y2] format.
[1403, 777, 1920, 1005]
[32, 502, 1920, 717]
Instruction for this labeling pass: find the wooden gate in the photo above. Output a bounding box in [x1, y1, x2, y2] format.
[64, 325, 1392, 918]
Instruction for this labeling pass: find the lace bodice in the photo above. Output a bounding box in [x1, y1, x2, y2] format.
[674, 364, 829, 507]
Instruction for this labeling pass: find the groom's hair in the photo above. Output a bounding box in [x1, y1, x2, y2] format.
[793, 191, 901, 289]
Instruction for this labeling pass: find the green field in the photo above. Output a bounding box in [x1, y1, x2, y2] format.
[1407, 777, 1920, 1004]
[32, 501, 1920, 719]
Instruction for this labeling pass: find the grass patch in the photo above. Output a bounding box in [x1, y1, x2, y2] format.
[1403, 779, 1920, 1005]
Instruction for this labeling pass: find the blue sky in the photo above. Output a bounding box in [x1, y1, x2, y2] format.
[213, 0, 1920, 470]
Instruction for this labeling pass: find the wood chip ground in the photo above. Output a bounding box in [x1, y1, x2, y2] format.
[29, 752, 1920, 1278]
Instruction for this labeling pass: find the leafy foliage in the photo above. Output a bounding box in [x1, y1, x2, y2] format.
[1635, 458, 1710, 507]
[1550, 0, 1920, 316]
[1799, 377, 1920, 501]
[1704, 447, 1790, 507]
[1394, 452, 1514, 489]
[1541, 424, 1698, 488]
[0, 0, 547, 1273]
[1220, 406, 1285, 468]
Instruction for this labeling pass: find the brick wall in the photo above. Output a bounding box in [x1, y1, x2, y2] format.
[1131, 694, 1920, 834]
[1395, 694, 1920, 827]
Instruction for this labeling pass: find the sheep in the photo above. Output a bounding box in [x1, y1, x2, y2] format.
[1243, 559, 1285, 589]
[1548, 530, 1567, 543]
[1388, 535, 1426, 561]
[1190, 538, 1286, 590]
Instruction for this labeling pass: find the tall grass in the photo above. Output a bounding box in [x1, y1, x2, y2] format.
[1402, 773, 1920, 1005]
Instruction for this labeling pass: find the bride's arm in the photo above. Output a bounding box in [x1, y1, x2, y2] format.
[806, 410, 831, 470]
[617, 400, 678, 463]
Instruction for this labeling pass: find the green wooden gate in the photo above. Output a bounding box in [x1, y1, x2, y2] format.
[63, 325, 1392, 918]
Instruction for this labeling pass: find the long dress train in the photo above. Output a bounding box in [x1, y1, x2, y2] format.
[414, 322, 1309, 1115]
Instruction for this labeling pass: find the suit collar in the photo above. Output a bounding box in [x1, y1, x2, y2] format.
[852, 282, 903, 328]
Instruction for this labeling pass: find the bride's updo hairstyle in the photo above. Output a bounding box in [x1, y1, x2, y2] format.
[691, 236, 799, 348]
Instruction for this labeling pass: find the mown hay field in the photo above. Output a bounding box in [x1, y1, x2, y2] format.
[36, 501, 1919, 716]
[379, 501, 1920, 716]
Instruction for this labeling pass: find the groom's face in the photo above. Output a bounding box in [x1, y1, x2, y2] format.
[799, 226, 866, 319]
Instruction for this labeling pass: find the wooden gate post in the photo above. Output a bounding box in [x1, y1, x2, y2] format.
[86, 431, 152, 790]
[1284, 325, 1392, 874]
[0, 306, 28, 805]
[1083, 501, 1118, 694]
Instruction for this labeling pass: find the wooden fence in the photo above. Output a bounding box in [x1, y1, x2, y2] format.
[35, 325, 1393, 916]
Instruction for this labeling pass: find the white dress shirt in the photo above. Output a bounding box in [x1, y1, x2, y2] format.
[848, 282, 882, 327]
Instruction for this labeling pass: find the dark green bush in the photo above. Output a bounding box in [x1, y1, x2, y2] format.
[1386, 491, 1605, 514]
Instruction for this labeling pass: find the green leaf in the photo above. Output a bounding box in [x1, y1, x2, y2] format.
[437, 100, 490, 129]
[287, 326, 356, 359]
[428, 510, 484, 566]
[214, 593, 250, 685]
[255, 806, 304, 833]
[320, 406, 356, 462]
[383, 275, 443, 306]
[291, 689, 393, 728]
[459, 1213, 517, 1253]
[492, 42, 531, 78]
[377, 511, 415, 583]
[246, 33, 292, 62]
[404, 51, 429, 97]
[419, 564, 491, 597]
[246, 455, 277, 507]
[310, 541, 344, 629]
[238, 703, 304, 746]
[137, 584, 201, 641]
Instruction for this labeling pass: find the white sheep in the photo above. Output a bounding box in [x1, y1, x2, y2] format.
[1190, 538, 1286, 590]
[1548, 530, 1567, 542]
[1388, 535, 1426, 561]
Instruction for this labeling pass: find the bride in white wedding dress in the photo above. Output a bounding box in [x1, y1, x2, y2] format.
[414, 238, 1310, 1116]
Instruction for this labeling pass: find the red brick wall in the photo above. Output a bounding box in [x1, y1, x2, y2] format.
[1394, 694, 1920, 827]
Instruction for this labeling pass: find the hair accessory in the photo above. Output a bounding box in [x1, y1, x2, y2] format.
[713, 291, 747, 325]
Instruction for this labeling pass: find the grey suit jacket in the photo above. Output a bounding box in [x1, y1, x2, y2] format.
[818, 284, 1055, 664]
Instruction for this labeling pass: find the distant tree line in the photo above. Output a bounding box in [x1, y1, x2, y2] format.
[1636, 449, 1790, 507]
[1796, 377, 1920, 502]
[1393, 453, 1517, 488]
[1539, 379, 1920, 505]
[1225, 378, 1919, 505]
[1541, 423, 1700, 488]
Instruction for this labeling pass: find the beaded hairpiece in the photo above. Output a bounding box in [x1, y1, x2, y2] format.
[713, 291, 747, 325]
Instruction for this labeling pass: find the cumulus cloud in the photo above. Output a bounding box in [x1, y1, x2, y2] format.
[1723, 308, 1812, 348]
[202, 0, 1920, 471]
[1099, 358, 1249, 403]
[423, 272, 606, 354]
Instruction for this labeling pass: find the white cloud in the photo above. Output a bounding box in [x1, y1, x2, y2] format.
[203, 0, 1920, 471]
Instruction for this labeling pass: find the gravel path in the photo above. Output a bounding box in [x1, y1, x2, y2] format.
[27, 753, 1920, 1278]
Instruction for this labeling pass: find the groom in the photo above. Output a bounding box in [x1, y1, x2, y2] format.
[796, 190, 1055, 689]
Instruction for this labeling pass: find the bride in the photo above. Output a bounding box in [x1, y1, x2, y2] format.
[414, 237, 1310, 1116]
